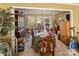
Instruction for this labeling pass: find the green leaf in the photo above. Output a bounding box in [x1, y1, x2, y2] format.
[0, 8, 14, 36]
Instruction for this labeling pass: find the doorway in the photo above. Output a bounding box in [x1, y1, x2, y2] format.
[11, 6, 73, 56]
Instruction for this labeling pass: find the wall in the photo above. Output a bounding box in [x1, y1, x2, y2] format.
[55, 11, 70, 19]
[54, 11, 70, 23]
[0, 3, 79, 36]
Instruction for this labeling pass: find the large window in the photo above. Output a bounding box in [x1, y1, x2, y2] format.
[27, 16, 52, 32]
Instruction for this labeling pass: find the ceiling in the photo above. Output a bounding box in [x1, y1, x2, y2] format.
[16, 8, 67, 15]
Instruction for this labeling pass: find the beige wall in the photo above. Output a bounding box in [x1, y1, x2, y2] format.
[54, 11, 70, 24]
[0, 3, 79, 36]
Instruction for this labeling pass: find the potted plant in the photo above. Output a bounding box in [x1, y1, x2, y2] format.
[34, 36, 41, 52]
[0, 8, 14, 36]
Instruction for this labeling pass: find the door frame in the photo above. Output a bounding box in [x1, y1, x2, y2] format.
[11, 6, 73, 49]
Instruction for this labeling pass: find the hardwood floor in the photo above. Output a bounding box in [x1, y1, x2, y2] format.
[17, 40, 40, 56]
[17, 36, 79, 56]
[55, 39, 79, 56]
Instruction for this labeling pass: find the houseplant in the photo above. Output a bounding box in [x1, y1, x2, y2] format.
[34, 36, 41, 52]
[0, 8, 14, 36]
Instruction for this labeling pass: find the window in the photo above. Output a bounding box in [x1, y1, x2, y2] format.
[18, 16, 24, 30]
[27, 16, 52, 32]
